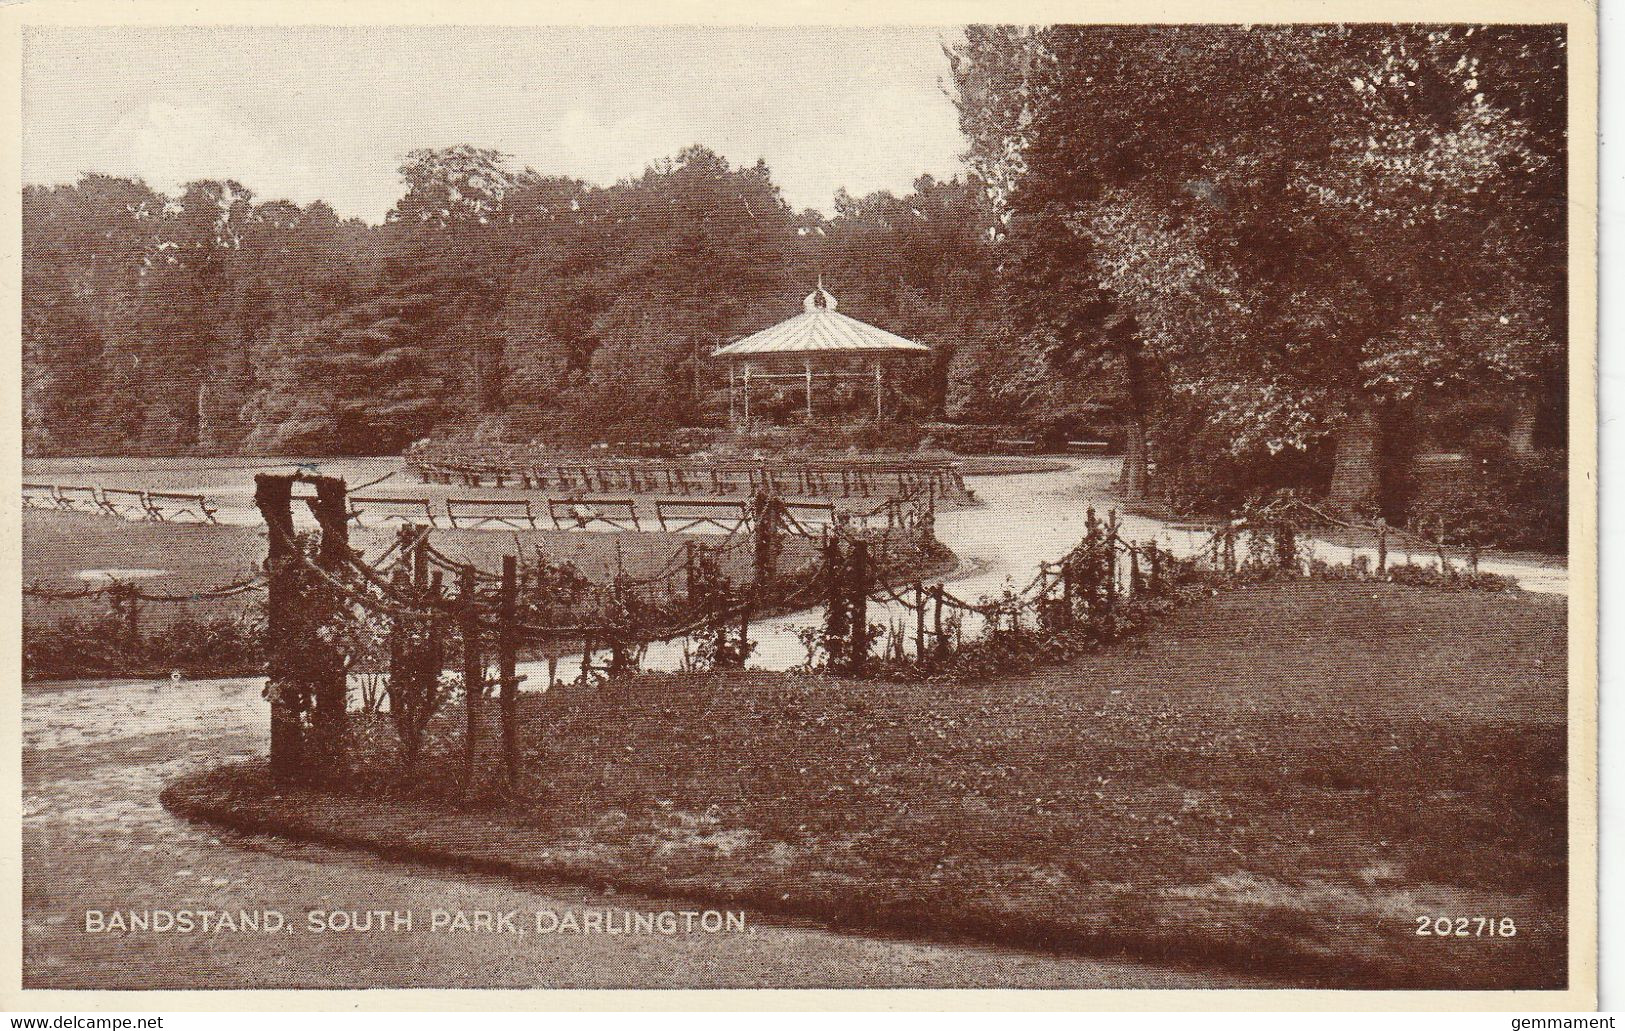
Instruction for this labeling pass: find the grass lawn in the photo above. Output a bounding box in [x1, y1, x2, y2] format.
[164, 579, 1567, 989]
[23, 510, 824, 628]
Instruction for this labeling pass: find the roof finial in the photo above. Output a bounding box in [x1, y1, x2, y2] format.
[803, 276, 838, 313]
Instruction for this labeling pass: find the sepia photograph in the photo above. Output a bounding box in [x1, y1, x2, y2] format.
[6, 6, 1596, 1007]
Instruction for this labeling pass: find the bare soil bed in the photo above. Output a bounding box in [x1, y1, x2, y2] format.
[164, 579, 1567, 989]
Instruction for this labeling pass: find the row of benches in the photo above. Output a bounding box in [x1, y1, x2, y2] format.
[23, 483, 904, 539]
[349, 496, 853, 537]
[23, 482, 219, 523]
[409, 460, 967, 499]
[994, 439, 1113, 454]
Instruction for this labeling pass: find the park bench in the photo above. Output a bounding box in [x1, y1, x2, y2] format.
[655, 499, 750, 534]
[780, 501, 838, 537]
[350, 495, 438, 527]
[21, 482, 61, 509]
[143, 490, 219, 523]
[1066, 440, 1111, 455]
[98, 487, 151, 519]
[46, 484, 100, 513]
[446, 497, 537, 530]
[996, 438, 1040, 453]
[547, 498, 641, 532]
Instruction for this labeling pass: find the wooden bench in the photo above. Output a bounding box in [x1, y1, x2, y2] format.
[547, 498, 641, 532]
[781, 501, 838, 536]
[1066, 440, 1111, 455]
[98, 487, 151, 519]
[45, 484, 99, 512]
[446, 497, 537, 530]
[996, 438, 1040, 453]
[144, 490, 219, 523]
[350, 495, 438, 527]
[21, 482, 60, 509]
[655, 499, 749, 534]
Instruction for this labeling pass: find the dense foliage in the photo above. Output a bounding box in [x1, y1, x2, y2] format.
[24, 27, 1568, 543]
[947, 25, 1568, 525]
[23, 147, 1006, 456]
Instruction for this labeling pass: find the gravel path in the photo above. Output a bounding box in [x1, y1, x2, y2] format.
[23, 672, 1254, 989]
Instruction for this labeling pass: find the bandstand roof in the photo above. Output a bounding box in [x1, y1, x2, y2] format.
[711, 284, 932, 360]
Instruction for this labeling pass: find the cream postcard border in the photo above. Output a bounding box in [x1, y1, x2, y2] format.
[0, 0, 1598, 1012]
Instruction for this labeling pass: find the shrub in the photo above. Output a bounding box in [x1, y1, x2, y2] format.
[1407, 435, 1566, 554]
[24, 606, 266, 681]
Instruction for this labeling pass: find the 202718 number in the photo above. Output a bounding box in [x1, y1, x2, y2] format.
[1415, 916, 1518, 938]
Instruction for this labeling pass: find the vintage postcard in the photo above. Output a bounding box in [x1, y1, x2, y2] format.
[0, 0, 1599, 1012]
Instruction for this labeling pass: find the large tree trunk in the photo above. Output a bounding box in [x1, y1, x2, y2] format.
[1508, 386, 1539, 455]
[1327, 402, 1383, 514]
[1114, 325, 1153, 502]
[1119, 417, 1150, 501]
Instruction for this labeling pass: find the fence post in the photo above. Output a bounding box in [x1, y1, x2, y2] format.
[459, 564, 481, 792]
[850, 539, 869, 674]
[932, 584, 945, 657]
[1105, 511, 1120, 614]
[254, 473, 303, 779]
[752, 489, 780, 586]
[309, 476, 351, 745]
[1275, 519, 1298, 573]
[1375, 518, 1389, 574]
[823, 537, 848, 669]
[914, 580, 926, 662]
[109, 582, 140, 650]
[499, 555, 519, 787]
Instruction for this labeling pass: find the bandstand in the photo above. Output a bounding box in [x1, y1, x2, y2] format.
[712, 283, 932, 427]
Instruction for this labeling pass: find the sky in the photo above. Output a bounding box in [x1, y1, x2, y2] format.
[22, 25, 971, 223]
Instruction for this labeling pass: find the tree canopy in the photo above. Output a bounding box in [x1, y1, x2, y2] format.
[23, 26, 1568, 541]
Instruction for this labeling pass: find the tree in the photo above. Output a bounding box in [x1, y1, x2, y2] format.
[949, 25, 1566, 513]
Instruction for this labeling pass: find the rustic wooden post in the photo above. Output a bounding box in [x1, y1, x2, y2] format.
[308, 476, 351, 744]
[914, 580, 926, 662]
[386, 564, 412, 764]
[1275, 519, 1298, 572]
[109, 581, 140, 650]
[1061, 559, 1075, 627]
[1375, 519, 1389, 574]
[850, 540, 869, 674]
[932, 584, 945, 657]
[254, 473, 303, 779]
[1105, 511, 1120, 614]
[752, 489, 779, 585]
[1148, 542, 1162, 591]
[459, 564, 481, 791]
[1129, 545, 1142, 596]
[499, 555, 519, 786]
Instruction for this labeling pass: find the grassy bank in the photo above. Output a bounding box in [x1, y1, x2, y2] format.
[164, 579, 1567, 989]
